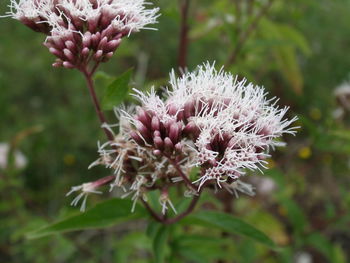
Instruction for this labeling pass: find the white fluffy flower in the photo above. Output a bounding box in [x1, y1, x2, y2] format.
[82, 62, 297, 212]
[6, 0, 159, 68]
[8, 0, 159, 33]
[130, 62, 297, 188]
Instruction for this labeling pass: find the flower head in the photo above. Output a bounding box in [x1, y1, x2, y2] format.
[7, 0, 159, 68]
[71, 62, 297, 211]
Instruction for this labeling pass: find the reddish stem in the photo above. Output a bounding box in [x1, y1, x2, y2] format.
[163, 153, 198, 192]
[178, 0, 191, 72]
[142, 190, 202, 225]
[81, 67, 115, 142]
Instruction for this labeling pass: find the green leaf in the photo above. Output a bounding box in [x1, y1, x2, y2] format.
[153, 225, 170, 263]
[183, 211, 276, 248]
[173, 235, 230, 263]
[101, 68, 133, 110]
[27, 198, 146, 239]
[146, 221, 162, 239]
[259, 18, 307, 94]
[280, 198, 307, 234]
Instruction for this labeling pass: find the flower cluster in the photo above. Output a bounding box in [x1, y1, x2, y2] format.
[7, 0, 159, 69]
[68, 63, 297, 212]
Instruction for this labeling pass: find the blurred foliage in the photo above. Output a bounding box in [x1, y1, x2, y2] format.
[1, 0, 350, 262]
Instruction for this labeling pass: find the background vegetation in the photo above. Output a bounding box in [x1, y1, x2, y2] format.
[1, 0, 350, 262]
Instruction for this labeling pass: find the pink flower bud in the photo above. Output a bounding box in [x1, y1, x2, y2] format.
[136, 108, 152, 129]
[82, 47, 90, 57]
[184, 101, 194, 119]
[151, 116, 160, 131]
[130, 131, 145, 146]
[105, 52, 114, 59]
[52, 61, 63, 67]
[65, 40, 75, 51]
[174, 142, 182, 152]
[153, 149, 162, 156]
[91, 33, 101, 48]
[83, 32, 92, 47]
[63, 61, 75, 69]
[167, 103, 178, 116]
[49, 47, 62, 58]
[153, 130, 161, 137]
[63, 48, 75, 61]
[135, 122, 152, 144]
[164, 137, 174, 151]
[98, 36, 108, 50]
[94, 50, 104, 60]
[153, 136, 164, 150]
[169, 123, 179, 143]
[105, 39, 122, 52]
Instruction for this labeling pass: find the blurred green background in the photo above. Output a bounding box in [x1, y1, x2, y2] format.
[1, 0, 350, 262]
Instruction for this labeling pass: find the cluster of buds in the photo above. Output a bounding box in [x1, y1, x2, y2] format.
[7, 0, 159, 69]
[68, 63, 297, 212]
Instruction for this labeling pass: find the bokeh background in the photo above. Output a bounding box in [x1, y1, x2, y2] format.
[1, 0, 350, 262]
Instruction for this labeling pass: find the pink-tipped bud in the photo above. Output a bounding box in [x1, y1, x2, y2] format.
[91, 32, 101, 48]
[151, 116, 160, 131]
[105, 52, 114, 59]
[175, 142, 182, 152]
[98, 36, 108, 50]
[169, 123, 179, 143]
[164, 137, 174, 151]
[63, 48, 75, 61]
[167, 104, 178, 116]
[183, 122, 199, 137]
[176, 110, 184, 121]
[51, 37, 65, 50]
[52, 60, 63, 67]
[153, 150, 162, 156]
[82, 47, 90, 57]
[62, 61, 75, 69]
[130, 131, 145, 146]
[94, 50, 103, 60]
[65, 40, 75, 50]
[154, 136, 164, 150]
[105, 39, 122, 52]
[136, 122, 152, 143]
[87, 15, 100, 33]
[184, 101, 194, 119]
[136, 108, 152, 129]
[49, 47, 62, 58]
[153, 130, 161, 137]
[43, 42, 52, 48]
[83, 32, 92, 47]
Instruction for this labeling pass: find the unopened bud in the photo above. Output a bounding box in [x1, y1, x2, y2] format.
[130, 131, 145, 146]
[63, 61, 75, 69]
[154, 136, 164, 150]
[63, 48, 75, 61]
[164, 137, 174, 151]
[49, 47, 62, 57]
[94, 50, 103, 60]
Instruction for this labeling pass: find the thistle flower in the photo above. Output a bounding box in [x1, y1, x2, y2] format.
[6, 0, 159, 69]
[69, 62, 297, 212]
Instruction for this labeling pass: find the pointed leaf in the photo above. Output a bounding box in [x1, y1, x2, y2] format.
[184, 211, 276, 248]
[153, 225, 170, 263]
[27, 198, 146, 239]
[101, 68, 133, 110]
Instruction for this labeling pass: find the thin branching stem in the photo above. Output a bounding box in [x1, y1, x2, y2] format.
[226, 0, 274, 67]
[163, 153, 197, 192]
[178, 0, 191, 72]
[81, 67, 115, 142]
